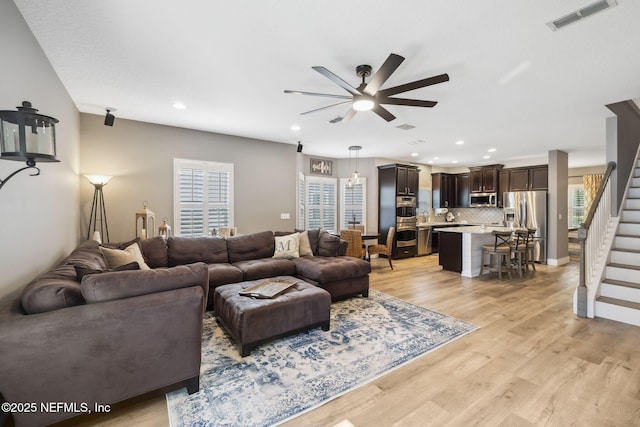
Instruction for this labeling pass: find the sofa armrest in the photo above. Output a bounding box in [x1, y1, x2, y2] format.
[81, 262, 208, 306]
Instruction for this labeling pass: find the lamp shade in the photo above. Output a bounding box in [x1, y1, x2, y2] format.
[0, 101, 59, 166]
[85, 175, 112, 186]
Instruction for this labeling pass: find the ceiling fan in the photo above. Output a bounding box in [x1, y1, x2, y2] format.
[284, 53, 449, 123]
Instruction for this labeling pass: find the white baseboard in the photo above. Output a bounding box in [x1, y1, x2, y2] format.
[547, 256, 570, 266]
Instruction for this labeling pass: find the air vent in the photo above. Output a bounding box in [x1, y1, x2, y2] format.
[407, 139, 426, 145]
[547, 0, 617, 31]
[328, 116, 343, 124]
[396, 124, 416, 130]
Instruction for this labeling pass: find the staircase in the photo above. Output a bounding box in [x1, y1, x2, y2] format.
[595, 160, 640, 326]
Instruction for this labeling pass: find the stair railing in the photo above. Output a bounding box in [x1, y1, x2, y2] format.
[577, 161, 616, 317]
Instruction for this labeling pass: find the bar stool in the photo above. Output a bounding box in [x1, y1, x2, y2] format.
[480, 230, 513, 280]
[510, 230, 529, 278]
[525, 228, 537, 271]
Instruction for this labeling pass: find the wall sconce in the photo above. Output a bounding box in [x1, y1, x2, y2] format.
[0, 101, 59, 190]
[86, 175, 112, 242]
[135, 201, 155, 239]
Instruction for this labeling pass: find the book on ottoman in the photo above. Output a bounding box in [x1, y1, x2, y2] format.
[239, 279, 296, 299]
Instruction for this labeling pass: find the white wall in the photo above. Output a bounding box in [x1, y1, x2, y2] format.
[0, 0, 80, 304]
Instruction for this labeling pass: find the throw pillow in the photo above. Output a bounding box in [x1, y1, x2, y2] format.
[298, 230, 313, 256]
[99, 242, 151, 270]
[74, 261, 141, 282]
[273, 233, 300, 259]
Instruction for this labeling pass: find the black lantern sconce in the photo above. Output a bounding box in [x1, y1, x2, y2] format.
[0, 101, 59, 190]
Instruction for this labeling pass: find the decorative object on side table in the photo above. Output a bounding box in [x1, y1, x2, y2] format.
[159, 218, 172, 239]
[135, 201, 155, 239]
[0, 101, 60, 190]
[85, 175, 112, 243]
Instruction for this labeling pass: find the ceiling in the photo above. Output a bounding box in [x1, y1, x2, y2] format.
[14, 0, 640, 168]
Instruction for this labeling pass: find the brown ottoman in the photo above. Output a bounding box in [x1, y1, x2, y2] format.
[213, 276, 331, 356]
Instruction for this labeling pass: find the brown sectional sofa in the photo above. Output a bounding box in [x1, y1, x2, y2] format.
[0, 229, 370, 427]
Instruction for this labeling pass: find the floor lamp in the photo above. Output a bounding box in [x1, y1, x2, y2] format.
[85, 175, 112, 243]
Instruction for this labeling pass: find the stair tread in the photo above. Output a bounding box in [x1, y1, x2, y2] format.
[597, 296, 640, 310]
[612, 247, 640, 254]
[607, 262, 640, 271]
[602, 278, 640, 289]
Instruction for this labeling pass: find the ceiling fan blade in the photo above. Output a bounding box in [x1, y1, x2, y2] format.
[363, 53, 405, 96]
[378, 97, 437, 108]
[340, 108, 358, 124]
[312, 66, 361, 96]
[377, 73, 450, 97]
[372, 104, 396, 122]
[284, 90, 351, 100]
[300, 101, 352, 115]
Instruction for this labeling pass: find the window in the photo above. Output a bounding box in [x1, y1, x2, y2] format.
[568, 184, 585, 228]
[340, 178, 367, 231]
[174, 159, 234, 237]
[305, 176, 337, 232]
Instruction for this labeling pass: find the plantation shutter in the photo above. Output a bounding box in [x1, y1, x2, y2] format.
[298, 172, 305, 230]
[340, 178, 367, 231]
[305, 176, 337, 232]
[174, 159, 234, 237]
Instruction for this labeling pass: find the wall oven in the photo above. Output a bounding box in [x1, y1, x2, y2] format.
[395, 196, 417, 255]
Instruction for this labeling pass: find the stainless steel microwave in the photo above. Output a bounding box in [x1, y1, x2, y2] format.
[469, 192, 497, 207]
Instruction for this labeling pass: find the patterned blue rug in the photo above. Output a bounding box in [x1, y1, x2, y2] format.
[166, 290, 477, 426]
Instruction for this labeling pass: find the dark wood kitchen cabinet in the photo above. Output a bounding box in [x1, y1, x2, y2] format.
[432, 173, 455, 209]
[455, 173, 470, 208]
[509, 165, 548, 191]
[438, 231, 462, 273]
[469, 165, 503, 193]
[397, 165, 419, 195]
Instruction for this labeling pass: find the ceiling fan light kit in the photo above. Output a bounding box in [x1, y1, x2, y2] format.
[285, 53, 449, 123]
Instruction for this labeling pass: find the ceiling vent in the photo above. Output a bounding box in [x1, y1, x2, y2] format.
[328, 116, 343, 124]
[396, 123, 416, 130]
[547, 0, 617, 31]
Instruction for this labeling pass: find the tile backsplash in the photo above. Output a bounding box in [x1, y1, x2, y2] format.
[430, 208, 504, 224]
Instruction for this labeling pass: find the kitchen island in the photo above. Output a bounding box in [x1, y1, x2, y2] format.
[436, 225, 516, 277]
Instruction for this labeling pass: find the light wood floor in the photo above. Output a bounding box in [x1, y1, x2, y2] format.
[51, 256, 640, 427]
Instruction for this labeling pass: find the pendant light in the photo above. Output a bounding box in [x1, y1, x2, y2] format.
[348, 145, 362, 188]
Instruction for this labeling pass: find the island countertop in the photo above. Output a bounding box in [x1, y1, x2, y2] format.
[434, 225, 518, 234]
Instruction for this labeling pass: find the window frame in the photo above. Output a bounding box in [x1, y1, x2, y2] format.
[304, 175, 337, 232]
[339, 177, 367, 232]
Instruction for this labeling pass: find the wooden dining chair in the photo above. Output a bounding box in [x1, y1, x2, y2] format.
[340, 229, 366, 259]
[367, 227, 395, 270]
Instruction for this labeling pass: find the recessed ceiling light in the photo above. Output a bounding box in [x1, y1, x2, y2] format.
[172, 102, 187, 110]
[433, 157, 439, 160]
[455, 140, 464, 145]
[488, 148, 496, 153]
[428, 160, 434, 164]
[291, 125, 301, 131]
[452, 160, 458, 164]
[483, 155, 491, 159]
[411, 152, 419, 157]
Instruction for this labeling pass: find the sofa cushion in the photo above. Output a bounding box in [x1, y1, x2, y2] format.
[273, 233, 300, 259]
[65, 240, 108, 271]
[100, 242, 151, 270]
[167, 236, 228, 266]
[317, 231, 343, 257]
[139, 236, 169, 268]
[74, 261, 141, 281]
[293, 256, 371, 284]
[21, 264, 85, 314]
[233, 258, 296, 281]
[305, 229, 322, 255]
[298, 231, 313, 256]
[81, 262, 209, 304]
[226, 231, 275, 263]
[207, 263, 244, 287]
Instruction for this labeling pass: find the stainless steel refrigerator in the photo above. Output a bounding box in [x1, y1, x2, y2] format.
[503, 191, 547, 263]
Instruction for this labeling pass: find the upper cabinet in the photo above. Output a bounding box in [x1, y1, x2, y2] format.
[432, 173, 455, 209]
[469, 165, 503, 193]
[397, 165, 419, 195]
[509, 165, 548, 191]
[379, 164, 419, 196]
[455, 173, 470, 208]
[498, 170, 510, 208]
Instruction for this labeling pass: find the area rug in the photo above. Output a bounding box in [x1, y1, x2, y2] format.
[166, 290, 478, 427]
